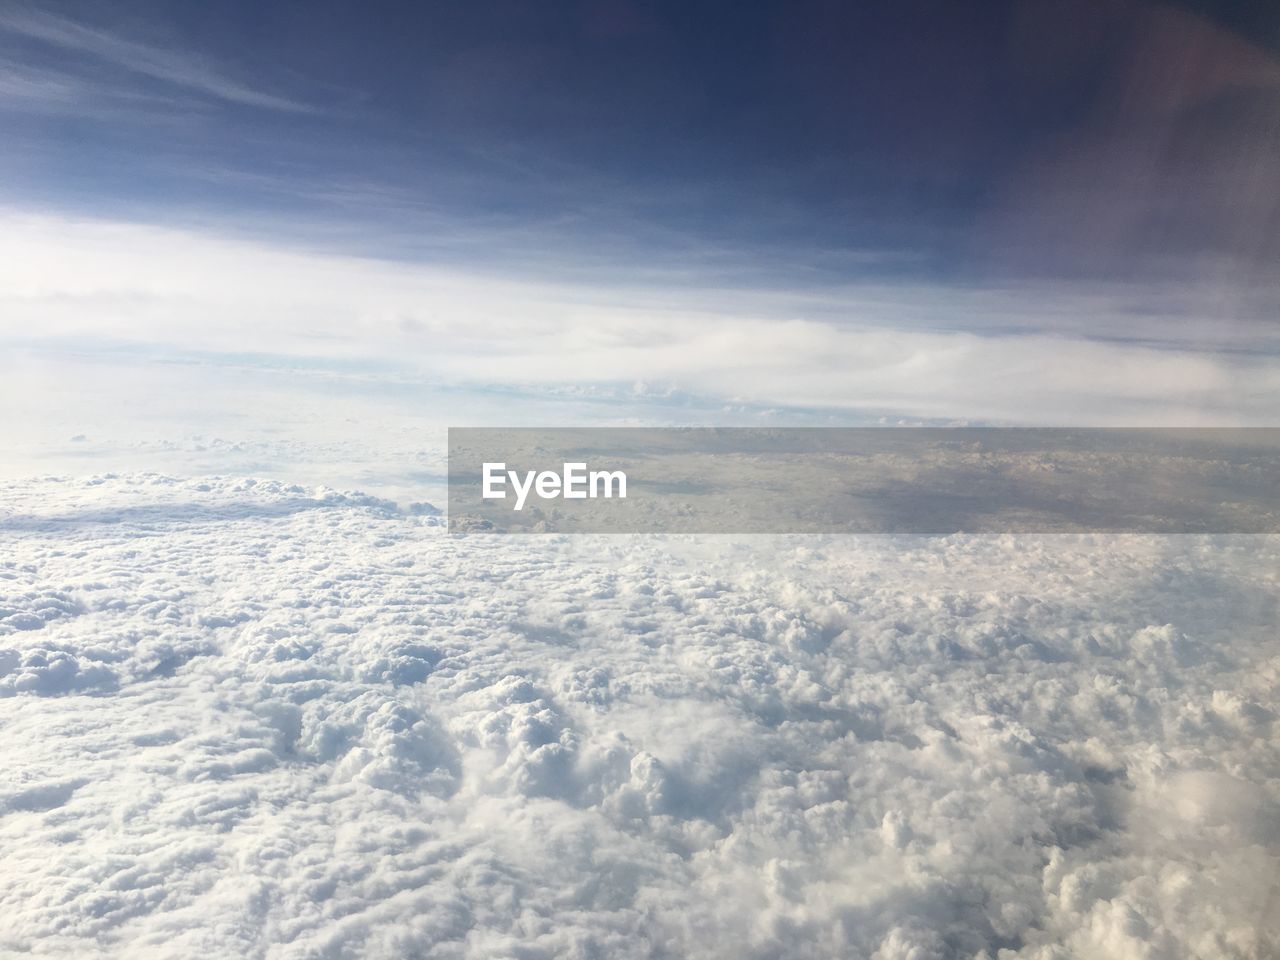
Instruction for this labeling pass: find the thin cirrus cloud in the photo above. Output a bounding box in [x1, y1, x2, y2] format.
[0, 5, 314, 113]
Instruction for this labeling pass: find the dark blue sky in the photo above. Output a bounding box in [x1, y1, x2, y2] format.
[2, 0, 1278, 289]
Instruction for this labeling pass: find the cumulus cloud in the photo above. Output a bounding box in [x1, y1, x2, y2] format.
[1, 473, 1276, 957]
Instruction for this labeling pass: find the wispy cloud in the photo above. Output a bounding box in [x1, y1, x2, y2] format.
[1, 212, 1277, 427]
[0, 6, 314, 113]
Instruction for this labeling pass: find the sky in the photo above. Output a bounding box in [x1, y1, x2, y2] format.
[2, 9, 1279, 956]
[4, 0, 1279, 282]
[2, 0, 1279, 491]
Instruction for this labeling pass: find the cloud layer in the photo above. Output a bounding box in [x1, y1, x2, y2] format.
[2, 473, 1276, 957]
[3, 214, 1279, 441]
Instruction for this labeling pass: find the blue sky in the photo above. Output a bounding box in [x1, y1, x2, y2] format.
[1, 1, 1279, 492]
[4, 0, 1278, 286]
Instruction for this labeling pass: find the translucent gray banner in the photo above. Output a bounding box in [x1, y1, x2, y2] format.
[447, 428, 1280, 533]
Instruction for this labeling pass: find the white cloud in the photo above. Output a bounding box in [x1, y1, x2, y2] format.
[0, 473, 1276, 957]
[1, 212, 1278, 434]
